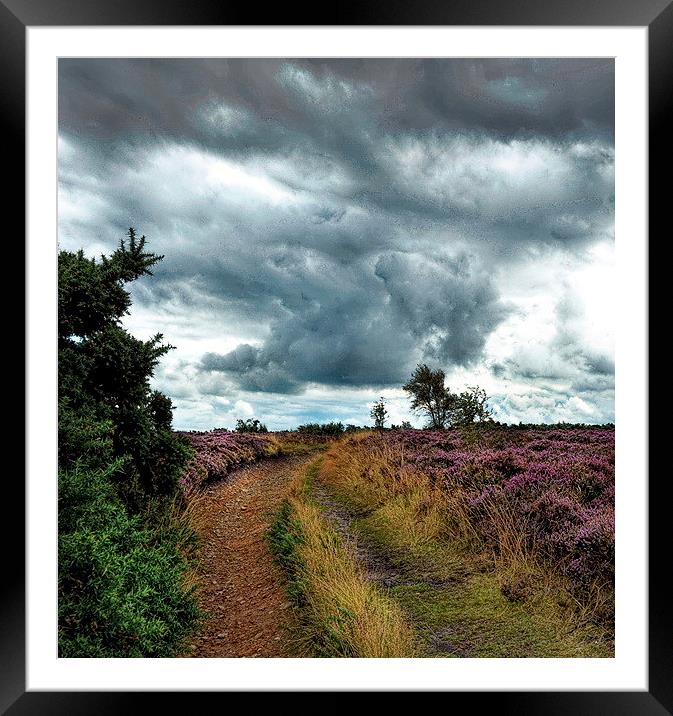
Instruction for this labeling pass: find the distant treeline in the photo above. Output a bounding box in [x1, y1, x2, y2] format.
[296, 422, 349, 436]
[490, 421, 615, 430]
[188, 420, 614, 435]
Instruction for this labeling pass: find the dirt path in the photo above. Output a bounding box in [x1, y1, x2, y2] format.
[187, 454, 313, 657]
[311, 483, 412, 589]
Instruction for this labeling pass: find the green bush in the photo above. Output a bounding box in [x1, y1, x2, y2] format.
[59, 229, 191, 504]
[59, 462, 200, 657]
[58, 229, 199, 657]
[235, 418, 268, 433]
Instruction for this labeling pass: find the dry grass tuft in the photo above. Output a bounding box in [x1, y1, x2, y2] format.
[269, 461, 418, 658]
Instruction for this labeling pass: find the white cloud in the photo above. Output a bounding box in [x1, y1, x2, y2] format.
[233, 399, 254, 417]
[377, 135, 613, 224]
[199, 101, 253, 135]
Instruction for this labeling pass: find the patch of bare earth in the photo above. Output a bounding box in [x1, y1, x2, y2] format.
[186, 454, 313, 657]
[311, 482, 409, 589]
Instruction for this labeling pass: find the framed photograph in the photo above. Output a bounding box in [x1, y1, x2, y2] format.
[9, 0, 664, 711]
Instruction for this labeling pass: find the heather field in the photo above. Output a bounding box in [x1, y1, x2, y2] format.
[176, 429, 329, 494]
[274, 426, 616, 657]
[324, 427, 615, 604]
[175, 425, 615, 657]
[177, 431, 279, 494]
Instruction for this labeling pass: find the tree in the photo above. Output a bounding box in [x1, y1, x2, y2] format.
[58, 228, 198, 657]
[370, 397, 388, 429]
[451, 386, 492, 426]
[296, 422, 344, 436]
[58, 228, 193, 501]
[402, 364, 456, 429]
[402, 364, 492, 429]
[59, 227, 163, 342]
[235, 418, 268, 433]
[390, 421, 413, 430]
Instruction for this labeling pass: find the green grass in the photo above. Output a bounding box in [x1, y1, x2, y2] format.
[267, 498, 309, 610]
[353, 511, 469, 583]
[392, 578, 611, 658]
[274, 438, 331, 457]
[278, 442, 329, 456]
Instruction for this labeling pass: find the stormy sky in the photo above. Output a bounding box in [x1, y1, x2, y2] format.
[58, 58, 615, 430]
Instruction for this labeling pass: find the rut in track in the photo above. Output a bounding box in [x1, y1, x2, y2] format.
[186, 454, 313, 657]
[311, 482, 414, 590]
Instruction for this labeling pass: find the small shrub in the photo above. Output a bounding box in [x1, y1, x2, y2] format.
[235, 418, 268, 433]
[58, 463, 200, 657]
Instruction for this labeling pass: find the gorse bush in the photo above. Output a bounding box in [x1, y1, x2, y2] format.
[58, 229, 199, 657]
[59, 463, 199, 657]
[59, 229, 193, 505]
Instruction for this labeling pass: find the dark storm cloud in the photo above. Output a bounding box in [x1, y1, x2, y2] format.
[198, 248, 509, 393]
[373, 252, 509, 365]
[585, 354, 614, 375]
[58, 58, 614, 411]
[59, 58, 613, 144]
[59, 58, 614, 232]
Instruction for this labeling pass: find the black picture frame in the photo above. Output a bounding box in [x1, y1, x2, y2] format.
[6, 0, 664, 711]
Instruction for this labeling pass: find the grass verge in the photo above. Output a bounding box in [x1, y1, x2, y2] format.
[268, 460, 417, 657]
